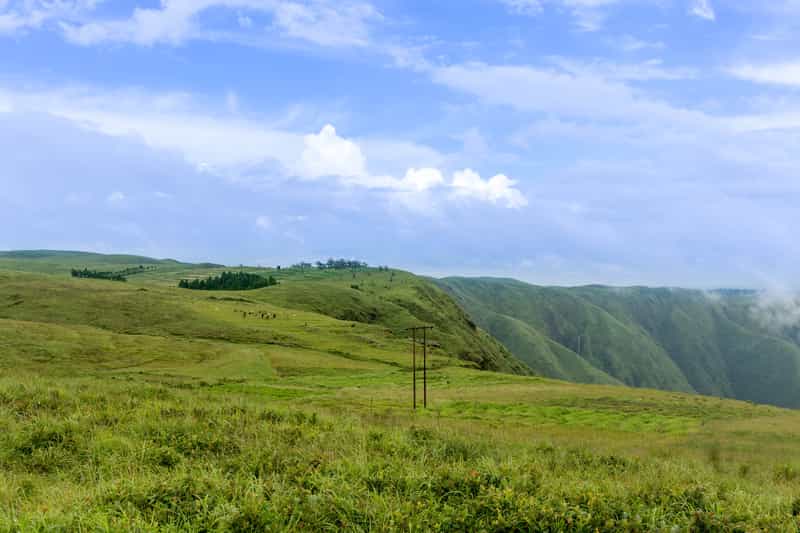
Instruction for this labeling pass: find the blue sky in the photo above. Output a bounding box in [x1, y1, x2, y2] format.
[2, 0, 800, 287]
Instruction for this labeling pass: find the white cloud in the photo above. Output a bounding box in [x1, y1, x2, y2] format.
[689, 0, 715, 20]
[726, 111, 800, 133]
[271, 1, 379, 47]
[398, 167, 445, 191]
[59, 0, 380, 47]
[60, 0, 209, 46]
[451, 169, 527, 208]
[0, 0, 98, 35]
[299, 124, 367, 180]
[728, 61, 800, 87]
[431, 61, 705, 125]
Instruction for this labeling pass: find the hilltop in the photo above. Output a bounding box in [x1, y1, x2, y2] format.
[436, 277, 800, 408]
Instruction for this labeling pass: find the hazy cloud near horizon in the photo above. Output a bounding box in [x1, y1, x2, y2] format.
[3, 0, 800, 288]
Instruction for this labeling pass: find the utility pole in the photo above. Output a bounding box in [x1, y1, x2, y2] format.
[423, 327, 428, 409]
[412, 327, 416, 410]
[407, 325, 434, 410]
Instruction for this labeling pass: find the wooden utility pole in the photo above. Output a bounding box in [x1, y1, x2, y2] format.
[407, 326, 434, 410]
[423, 327, 428, 408]
[412, 328, 416, 409]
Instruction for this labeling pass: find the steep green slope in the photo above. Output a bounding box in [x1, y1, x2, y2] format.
[438, 278, 693, 393]
[571, 286, 800, 407]
[441, 285, 619, 385]
[437, 278, 800, 408]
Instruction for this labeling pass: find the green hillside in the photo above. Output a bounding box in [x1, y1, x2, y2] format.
[4, 252, 800, 529]
[436, 277, 800, 408]
[0, 251, 525, 376]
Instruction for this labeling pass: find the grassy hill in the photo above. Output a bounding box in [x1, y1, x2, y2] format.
[3, 252, 800, 529]
[0, 251, 525, 376]
[436, 277, 800, 408]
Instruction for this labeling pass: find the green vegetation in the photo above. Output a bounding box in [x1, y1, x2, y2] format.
[179, 271, 277, 291]
[437, 277, 800, 408]
[310, 258, 368, 270]
[3, 251, 800, 529]
[71, 265, 156, 282]
[70, 268, 127, 282]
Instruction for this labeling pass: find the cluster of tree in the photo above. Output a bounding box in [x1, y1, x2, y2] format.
[178, 271, 277, 291]
[71, 268, 127, 282]
[315, 259, 368, 270]
[291, 259, 391, 271]
[119, 265, 156, 276]
[71, 265, 156, 282]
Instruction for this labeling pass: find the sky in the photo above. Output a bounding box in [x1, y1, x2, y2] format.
[2, 0, 800, 287]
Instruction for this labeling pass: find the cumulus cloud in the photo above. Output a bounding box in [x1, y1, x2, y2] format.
[296, 128, 515, 207]
[299, 124, 368, 180]
[399, 168, 445, 192]
[689, 0, 715, 21]
[451, 169, 527, 208]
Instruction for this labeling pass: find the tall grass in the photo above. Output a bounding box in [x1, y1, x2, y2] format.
[1, 377, 798, 531]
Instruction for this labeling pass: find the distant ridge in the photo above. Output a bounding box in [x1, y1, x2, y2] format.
[436, 277, 800, 408]
[0, 250, 223, 269]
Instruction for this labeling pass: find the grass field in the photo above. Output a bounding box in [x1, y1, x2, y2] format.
[2, 252, 800, 530]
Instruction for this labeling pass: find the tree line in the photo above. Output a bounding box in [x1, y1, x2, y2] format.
[291, 259, 390, 271]
[71, 268, 127, 282]
[70, 265, 156, 282]
[178, 271, 277, 291]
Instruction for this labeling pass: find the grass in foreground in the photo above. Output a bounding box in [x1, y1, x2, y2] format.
[2, 375, 800, 532]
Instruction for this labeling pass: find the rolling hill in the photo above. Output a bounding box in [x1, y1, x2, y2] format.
[0, 251, 526, 376]
[436, 277, 800, 408]
[4, 251, 800, 528]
